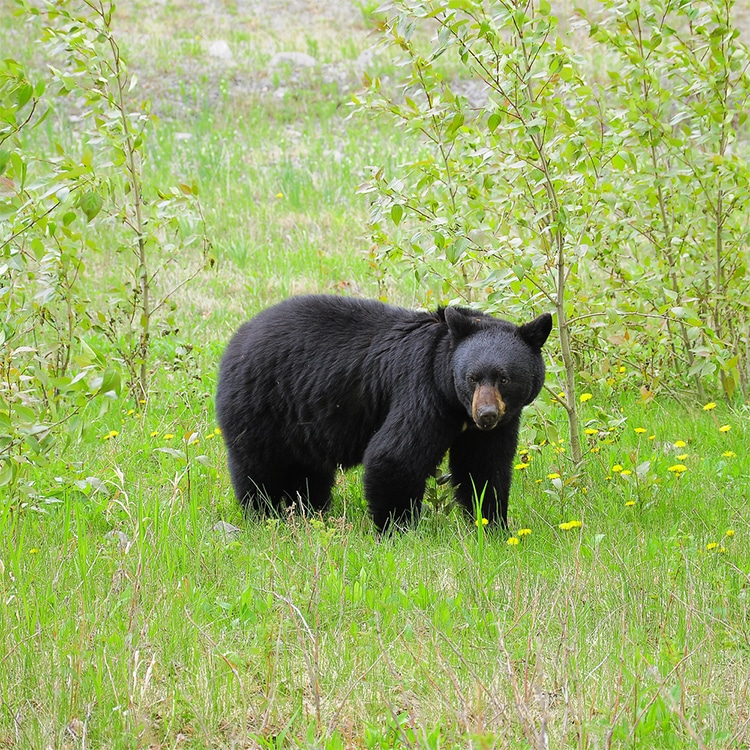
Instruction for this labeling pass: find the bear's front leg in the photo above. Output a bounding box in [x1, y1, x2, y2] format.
[363, 418, 450, 533]
[449, 415, 521, 527]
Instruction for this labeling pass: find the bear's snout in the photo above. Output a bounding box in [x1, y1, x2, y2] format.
[472, 384, 505, 431]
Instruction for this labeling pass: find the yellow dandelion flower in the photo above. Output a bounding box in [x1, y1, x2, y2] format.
[703, 402, 717, 411]
[580, 393, 593, 403]
[618, 366, 627, 373]
[668, 464, 687, 473]
[719, 424, 731, 433]
[612, 464, 623, 473]
[719, 546, 727, 553]
[649, 435, 656, 440]
[507, 537, 520, 546]
[584, 428, 598, 435]
[625, 500, 636, 507]
[676, 453, 688, 461]
[214, 427, 222, 435]
[475, 518, 489, 526]
[620, 469, 632, 476]
[29, 548, 39, 554]
[150, 430, 159, 437]
[127, 409, 135, 416]
[276, 192, 284, 199]
[706, 542, 719, 551]
[164, 433, 175, 440]
[205, 432, 216, 439]
[723, 451, 736, 458]
[634, 427, 647, 434]
[139, 399, 147, 405]
[674, 440, 687, 448]
[517, 528, 532, 537]
[547, 472, 561, 480]
[514, 462, 530, 470]
[102, 430, 119, 440]
[725, 529, 735, 537]
[559, 520, 582, 530]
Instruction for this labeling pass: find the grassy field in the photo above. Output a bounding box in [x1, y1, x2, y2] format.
[2, 0, 750, 748]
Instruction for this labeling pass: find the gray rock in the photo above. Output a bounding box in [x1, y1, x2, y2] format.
[213, 520, 243, 539]
[206, 40, 235, 66]
[269, 51, 318, 72]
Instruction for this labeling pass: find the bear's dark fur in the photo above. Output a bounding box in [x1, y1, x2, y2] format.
[215, 295, 552, 532]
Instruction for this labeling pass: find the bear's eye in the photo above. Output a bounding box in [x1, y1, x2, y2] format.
[467, 374, 479, 385]
[498, 375, 510, 385]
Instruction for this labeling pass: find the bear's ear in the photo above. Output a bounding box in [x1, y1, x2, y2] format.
[519, 312, 553, 349]
[444, 306, 481, 340]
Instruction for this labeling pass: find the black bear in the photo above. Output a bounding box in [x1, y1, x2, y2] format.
[215, 295, 552, 532]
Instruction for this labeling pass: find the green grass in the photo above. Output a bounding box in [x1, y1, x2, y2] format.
[2, 1, 750, 748]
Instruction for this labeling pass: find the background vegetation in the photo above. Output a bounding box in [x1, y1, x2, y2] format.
[1, 0, 748, 747]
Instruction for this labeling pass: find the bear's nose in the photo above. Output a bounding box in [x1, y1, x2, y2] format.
[472, 384, 506, 430]
[476, 406, 500, 431]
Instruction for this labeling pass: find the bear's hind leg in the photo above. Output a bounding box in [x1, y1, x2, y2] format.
[226, 452, 286, 515]
[283, 465, 336, 514]
[228, 452, 335, 517]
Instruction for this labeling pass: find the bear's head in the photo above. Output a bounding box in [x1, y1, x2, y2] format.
[445, 307, 553, 431]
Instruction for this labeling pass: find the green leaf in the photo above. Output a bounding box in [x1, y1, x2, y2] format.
[391, 203, 403, 226]
[78, 190, 103, 222]
[446, 112, 464, 136]
[16, 82, 33, 109]
[98, 367, 121, 396]
[0, 461, 14, 487]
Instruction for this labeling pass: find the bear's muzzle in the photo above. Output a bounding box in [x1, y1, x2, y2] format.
[472, 384, 506, 431]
